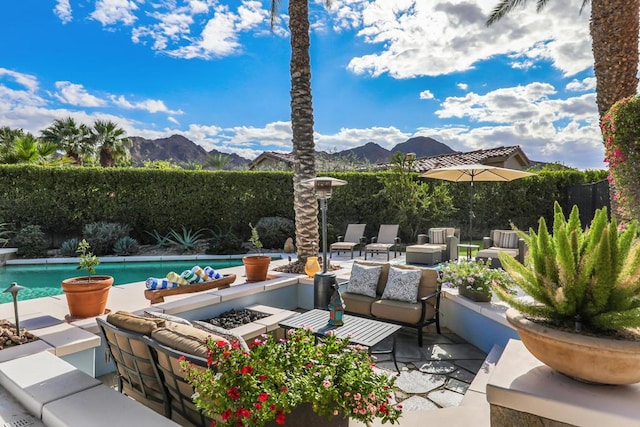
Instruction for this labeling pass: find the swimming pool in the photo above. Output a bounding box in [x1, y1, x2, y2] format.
[0, 259, 243, 304]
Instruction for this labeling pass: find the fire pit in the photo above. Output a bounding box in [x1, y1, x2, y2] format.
[202, 309, 269, 330]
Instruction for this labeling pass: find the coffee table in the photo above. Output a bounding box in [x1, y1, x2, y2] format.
[279, 309, 401, 372]
[457, 243, 479, 260]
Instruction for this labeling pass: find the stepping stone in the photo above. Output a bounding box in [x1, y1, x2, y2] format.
[399, 396, 438, 411]
[428, 389, 465, 408]
[375, 360, 405, 372]
[455, 359, 485, 374]
[419, 361, 457, 374]
[446, 378, 470, 394]
[394, 371, 446, 394]
[426, 344, 486, 361]
[449, 368, 475, 383]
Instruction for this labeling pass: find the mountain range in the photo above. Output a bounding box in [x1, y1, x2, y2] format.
[129, 135, 457, 169]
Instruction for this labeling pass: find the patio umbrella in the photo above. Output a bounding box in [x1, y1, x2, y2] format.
[420, 164, 535, 245]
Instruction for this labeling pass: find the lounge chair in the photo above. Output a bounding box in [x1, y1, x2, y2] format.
[364, 224, 400, 261]
[405, 228, 460, 265]
[330, 223, 367, 259]
[476, 229, 527, 268]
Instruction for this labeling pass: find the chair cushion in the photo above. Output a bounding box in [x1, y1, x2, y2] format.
[144, 310, 192, 326]
[341, 292, 376, 316]
[151, 322, 228, 358]
[477, 247, 518, 258]
[371, 299, 435, 325]
[406, 244, 442, 254]
[381, 267, 422, 303]
[346, 263, 383, 298]
[498, 231, 519, 249]
[429, 229, 447, 244]
[107, 311, 165, 336]
[330, 242, 357, 250]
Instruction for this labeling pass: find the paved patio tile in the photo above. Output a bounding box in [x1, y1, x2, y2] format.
[428, 389, 465, 408]
[418, 361, 457, 375]
[446, 378, 470, 394]
[455, 359, 485, 374]
[426, 343, 486, 361]
[449, 368, 476, 383]
[399, 396, 438, 411]
[395, 371, 446, 394]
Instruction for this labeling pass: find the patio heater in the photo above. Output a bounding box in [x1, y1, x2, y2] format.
[3, 282, 25, 337]
[302, 177, 347, 309]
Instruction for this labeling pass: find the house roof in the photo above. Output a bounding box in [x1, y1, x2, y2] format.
[248, 151, 295, 170]
[375, 145, 531, 172]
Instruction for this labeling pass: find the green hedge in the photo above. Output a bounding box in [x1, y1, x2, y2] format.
[0, 165, 607, 246]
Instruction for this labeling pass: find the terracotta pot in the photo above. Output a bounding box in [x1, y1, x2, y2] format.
[458, 286, 491, 302]
[242, 255, 271, 282]
[61, 275, 113, 318]
[506, 308, 640, 384]
[265, 403, 348, 427]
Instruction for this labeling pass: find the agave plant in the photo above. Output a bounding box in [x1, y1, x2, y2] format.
[497, 201, 640, 333]
[167, 226, 206, 253]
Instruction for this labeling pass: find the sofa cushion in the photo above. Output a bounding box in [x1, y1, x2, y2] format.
[498, 231, 519, 249]
[371, 299, 436, 325]
[151, 322, 228, 358]
[341, 292, 377, 316]
[107, 311, 165, 336]
[429, 228, 447, 244]
[381, 267, 422, 303]
[144, 310, 192, 326]
[346, 263, 383, 298]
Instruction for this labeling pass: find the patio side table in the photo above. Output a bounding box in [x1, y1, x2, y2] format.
[457, 243, 479, 260]
[279, 309, 401, 372]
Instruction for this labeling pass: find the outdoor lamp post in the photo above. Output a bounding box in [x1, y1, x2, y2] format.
[3, 282, 25, 337]
[302, 177, 347, 309]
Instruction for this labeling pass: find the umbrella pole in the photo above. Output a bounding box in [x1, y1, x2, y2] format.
[469, 177, 474, 246]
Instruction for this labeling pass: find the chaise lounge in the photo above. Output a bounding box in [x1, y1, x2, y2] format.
[330, 223, 367, 259]
[364, 224, 401, 261]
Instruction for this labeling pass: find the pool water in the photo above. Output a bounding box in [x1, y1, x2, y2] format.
[0, 259, 243, 304]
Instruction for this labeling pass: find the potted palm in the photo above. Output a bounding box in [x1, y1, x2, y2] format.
[496, 202, 640, 384]
[242, 223, 271, 282]
[61, 239, 113, 319]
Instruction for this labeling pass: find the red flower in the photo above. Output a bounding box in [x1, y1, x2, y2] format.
[227, 386, 241, 400]
[209, 421, 216, 427]
[258, 392, 269, 402]
[216, 340, 228, 348]
[178, 355, 186, 362]
[241, 365, 254, 375]
[254, 403, 262, 410]
[281, 386, 288, 392]
[207, 349, 213, 366]
[236, 408, 251, 418]
[258, 375, 267, 381]
[269, 404, 276, 411]
[232, 341, 241, 349]
[221, 409, 233, 421]
[275, 410, 286, 425]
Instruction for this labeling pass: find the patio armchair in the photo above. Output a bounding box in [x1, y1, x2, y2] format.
[364, 224, 400, 261]
[330, 223, 367, 259]
[406, 227, 460, 265]
[476, 229, 527, 268]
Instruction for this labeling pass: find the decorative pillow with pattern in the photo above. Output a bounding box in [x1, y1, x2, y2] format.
[429, 228, 447, 244]
[346, 263, 383, 298]
[381, 267, 422, 303]
[499, 231, 519, 249]
[144, 310, 192, 326]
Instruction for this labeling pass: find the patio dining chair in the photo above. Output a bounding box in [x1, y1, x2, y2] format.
[364, 224, 400, 261]
[330, 223, 367, 259]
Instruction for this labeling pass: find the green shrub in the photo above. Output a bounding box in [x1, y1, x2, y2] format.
[254, 216, 295, 249]
[60, 238, 80, 257]
[206, 228, 245, 255]
[113, 236, 140, 256]
[0, 222, 12, 247]
[14, 225, 47, 258]
[83, 222, 131, 255]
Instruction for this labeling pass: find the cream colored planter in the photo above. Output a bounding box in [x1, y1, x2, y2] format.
[506, 308, 640, 385]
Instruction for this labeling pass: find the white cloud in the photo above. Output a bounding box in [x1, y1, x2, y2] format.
[457, 83, 468, 91]
[342, 0, 592, 79]
[419, 90, 434, 100]
[54, 0, 72, 24]
[110, 95, 183, 115]
[566, 77, 597, 92]
[0, 68, 39, 92]
[168, 116, 180, 125]
[53, 81, 107, 107]
[91, 0, 138, 26]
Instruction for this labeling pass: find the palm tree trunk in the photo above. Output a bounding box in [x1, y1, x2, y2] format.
[289, 0, 319, 260]
[591, 0, 639, 117]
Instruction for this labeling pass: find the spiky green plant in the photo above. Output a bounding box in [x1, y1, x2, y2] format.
[497, 201, 640, 332]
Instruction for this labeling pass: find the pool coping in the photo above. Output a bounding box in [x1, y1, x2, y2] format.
[5, 252, 287, 265]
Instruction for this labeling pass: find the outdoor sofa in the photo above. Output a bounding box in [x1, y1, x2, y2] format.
[340, 261, 441, 347]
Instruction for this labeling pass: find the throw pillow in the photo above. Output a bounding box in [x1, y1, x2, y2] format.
[151, 322, 228, 358]
[381, 267, 422, 304]
[346, 263, 383, 298]
[192, 321, 250, 352]
[429, 228, 447, 244]
[144, 310, 192, 326]
[107, 311, 165, 336]
[499, 231, 519, 249]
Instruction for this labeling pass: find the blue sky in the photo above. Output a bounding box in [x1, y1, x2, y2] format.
[0, 0, 613, 169]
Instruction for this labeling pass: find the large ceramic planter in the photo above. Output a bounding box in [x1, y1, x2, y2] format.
[265, 403, 348, 427]
[506, 308, 640, 385]
[242, 255, 270, 282]
[61, 275, 113, 318]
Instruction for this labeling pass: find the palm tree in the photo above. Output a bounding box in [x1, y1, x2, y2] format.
[205, 153, 233, 170]
[0, 126, 24, 161]
[41, 117, 94, 165]
[90, 120, 131, 167]
[270, 0, 331, 262]
[1, 134, 58, 164]
[487, 0, 639, 118]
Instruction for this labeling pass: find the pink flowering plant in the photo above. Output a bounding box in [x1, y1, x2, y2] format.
[438, 258, 515, 300]
[181, 327, 402, 427]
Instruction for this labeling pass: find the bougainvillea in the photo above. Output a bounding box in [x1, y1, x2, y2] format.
[601, 96, 640, 223]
